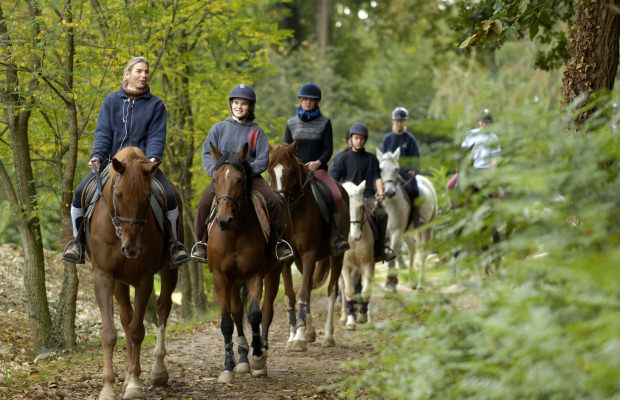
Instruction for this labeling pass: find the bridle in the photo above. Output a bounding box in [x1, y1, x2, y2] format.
[95, 167, 149, 239]
[349, 195, 366, 229]
[274, 159, 313, 207]
[211, 162, 248, 223]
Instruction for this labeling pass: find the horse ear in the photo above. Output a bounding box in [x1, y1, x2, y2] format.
[210, 143, 222, 162]
[394, 147, 401, 159]
[237, 143, 248, 162]
[290, 140, 299, 154]
[112, 157, 126, 175]
[359, 180, 366, 191]
[376, 148, 383, 160]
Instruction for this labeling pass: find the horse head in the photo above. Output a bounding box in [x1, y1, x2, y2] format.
[110, 147, 160, 258]
[211, 143, 250, 230]
[268, 140, 306, 203]
[377, 148, 401, 199]
[343, 180, 366, 241]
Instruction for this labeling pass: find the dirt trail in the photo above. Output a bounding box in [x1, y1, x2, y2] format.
[0, 245, 411, 400]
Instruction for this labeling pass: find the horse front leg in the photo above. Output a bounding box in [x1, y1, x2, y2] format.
[122, 276, 153, 400]
[213, 271, 235, 384]
[281, 261, 298, 350]
[231, 281, 250, 374]
[357, 261, 374, 324]
[150, 265, 179, 386]
[113, 283, 133, 388]
[290, 253, 316, 352]
[322, 255, 343, 347]
[340, 263, 357, 330]
[93, 270, 117, 400]
[246, 275, 267, 377]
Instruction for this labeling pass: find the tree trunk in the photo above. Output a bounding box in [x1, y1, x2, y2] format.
[54, 0, 80, 348]
[562, 0, 620, 124]
[315, 0, 333, 58]
[0, 3, 53, 353]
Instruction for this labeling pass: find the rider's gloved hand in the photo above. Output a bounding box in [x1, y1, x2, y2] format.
[89, 157, 101, 172]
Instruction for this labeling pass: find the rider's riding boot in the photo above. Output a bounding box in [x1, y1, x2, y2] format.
[62, 206, 85, 264]
[330, 212, 350, 255]
[167, 207, 191, 267]
[275, 237, 294, 261]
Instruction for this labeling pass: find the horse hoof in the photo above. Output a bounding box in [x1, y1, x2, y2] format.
[251, 366, 268, 378]
[356, 313, 368, 324]
[218, 370, 234, 384]
[122, 386, 144, 399]
[235, 362, 250, 374]
[345, 322, 356, 331]
[150, 370, 169, 386]
[99, 395, 115, 400]
[321, 337, 335, 347]
[288, 340, 308, 352]
[249, 350, 267, 370]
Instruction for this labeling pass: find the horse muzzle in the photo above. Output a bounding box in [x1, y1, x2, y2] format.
[121, 245, 142, 258]
[385, 189, 396, 199]
[217, 216, 234, 231]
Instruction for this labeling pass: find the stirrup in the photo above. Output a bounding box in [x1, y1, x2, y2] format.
[275, 239, 294, 261]
[383, 246, 397, 262]
[190, 241, 208, 263]
[62, 240, 85, 264]
[169, 241, 191, 266]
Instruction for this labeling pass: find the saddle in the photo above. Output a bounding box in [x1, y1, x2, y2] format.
[81, 165, 167, 234]
[207, 190, 271, 244]
[364, 204, 379, 241]
[310, 169, 344, 224]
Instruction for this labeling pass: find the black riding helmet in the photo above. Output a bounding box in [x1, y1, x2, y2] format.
[297, 83, 322, 99]
[347, 122, 369, 139]
[229, 83, 256, 121]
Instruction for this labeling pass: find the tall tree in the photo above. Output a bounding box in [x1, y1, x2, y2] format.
[455, 0, 620, 123]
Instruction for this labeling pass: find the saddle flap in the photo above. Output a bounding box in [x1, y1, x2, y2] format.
[310, 181, 332, 224]
[364, 204, 379, 240]
[251, 190, 271, 244]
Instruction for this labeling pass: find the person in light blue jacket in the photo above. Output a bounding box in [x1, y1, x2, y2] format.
[62, 57, 190, 265]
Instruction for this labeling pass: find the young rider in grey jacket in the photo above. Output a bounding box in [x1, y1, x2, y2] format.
[191, 84, 294, 263]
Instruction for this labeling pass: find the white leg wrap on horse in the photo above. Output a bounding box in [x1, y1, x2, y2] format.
[151, 325, 168, 385]
[71, 205, 84, 238]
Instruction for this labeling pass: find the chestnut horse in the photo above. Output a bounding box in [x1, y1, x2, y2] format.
[206, 143, 283, 383]
[86, 147, 181, 400]
[267, 141, 348, 350]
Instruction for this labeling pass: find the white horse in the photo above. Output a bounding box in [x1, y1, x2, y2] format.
[339, 181, 375, 330]
[377, 148, 438, 290]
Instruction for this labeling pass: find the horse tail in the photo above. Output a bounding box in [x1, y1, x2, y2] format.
[312, 258, 331, 289]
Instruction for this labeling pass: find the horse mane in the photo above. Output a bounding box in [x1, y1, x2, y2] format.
[111, 147, 150, 198]
[268, 143, 306, 173]
[214, 151, 253, 189]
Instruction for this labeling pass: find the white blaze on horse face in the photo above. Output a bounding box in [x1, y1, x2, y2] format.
[273, 164, 284, 194]
[225, 168, 230, 181]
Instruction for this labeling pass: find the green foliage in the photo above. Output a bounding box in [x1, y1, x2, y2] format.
[453, 0, 573, 70]
[338, 77, 620, 398]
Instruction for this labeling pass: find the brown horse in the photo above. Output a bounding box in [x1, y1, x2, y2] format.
[86, 147, 180, 400]
[206, 143, 283, 383]
[267, 141, 348, 350]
